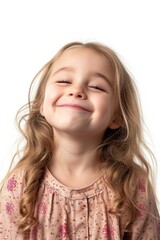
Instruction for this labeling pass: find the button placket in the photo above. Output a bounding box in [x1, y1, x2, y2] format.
[0, 221, 9, 239]
[76, 236, 81, 240]
[74, 194, 89, 239]
[0, 222, 2, 233]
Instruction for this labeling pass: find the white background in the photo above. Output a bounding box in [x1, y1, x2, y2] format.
[0, 0, 159, 201]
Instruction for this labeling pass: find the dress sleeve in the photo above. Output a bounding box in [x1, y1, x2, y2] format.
[124, 177, 160, 240]
[0, 168, 25, 239]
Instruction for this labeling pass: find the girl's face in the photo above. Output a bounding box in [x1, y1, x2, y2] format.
[41, 47, 119, 139]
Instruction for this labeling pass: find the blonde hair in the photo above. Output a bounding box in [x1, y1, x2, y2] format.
[0, 42, 156, 234]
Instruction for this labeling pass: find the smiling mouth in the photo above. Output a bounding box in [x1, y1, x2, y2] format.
[57, 104, 91, 112]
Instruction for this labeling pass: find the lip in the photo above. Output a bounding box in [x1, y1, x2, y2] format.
[56, 104, 92, 112]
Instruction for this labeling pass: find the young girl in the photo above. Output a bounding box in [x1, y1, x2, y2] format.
[0, 42, 159, 239]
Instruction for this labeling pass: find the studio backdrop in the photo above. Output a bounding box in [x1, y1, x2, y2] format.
[0, 0, 159, 201]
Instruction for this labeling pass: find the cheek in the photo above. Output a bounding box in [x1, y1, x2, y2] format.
[98, 96, 113, 112]
[40, 91, 52, 115]
[44, 89, 57, 105]
[41, 88, 63, 116]
[97, 99, 115, 127]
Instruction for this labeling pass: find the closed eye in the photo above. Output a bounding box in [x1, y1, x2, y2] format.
[56, 80, 71, 84]
[89, 85, 105, 92]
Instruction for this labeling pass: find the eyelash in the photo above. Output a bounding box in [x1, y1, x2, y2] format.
[89, 85, 105, 91]
[56, 80, 71, 83]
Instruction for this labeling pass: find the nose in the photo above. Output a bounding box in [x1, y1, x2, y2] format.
[68, 86, 87, 99]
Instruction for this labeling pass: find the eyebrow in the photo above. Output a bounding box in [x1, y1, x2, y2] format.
[52, 67, 112, 88]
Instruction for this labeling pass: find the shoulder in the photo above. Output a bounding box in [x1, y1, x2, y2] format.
[135, 172, 159, 217]
[1, 167, 26, 204]
[0, 168, 27, 237]
[126, 171, 160, 238]
[133, 169, 154, 199]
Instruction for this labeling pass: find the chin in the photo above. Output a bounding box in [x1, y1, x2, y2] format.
[52, 124, 88, 133]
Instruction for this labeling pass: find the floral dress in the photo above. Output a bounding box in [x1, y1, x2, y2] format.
[0, 167, 160, 239]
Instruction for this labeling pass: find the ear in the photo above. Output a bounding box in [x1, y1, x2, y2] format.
[108, 116, 122, 129]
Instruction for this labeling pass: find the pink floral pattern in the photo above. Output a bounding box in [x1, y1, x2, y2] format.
[157, 222, 160, 234]
[0, 168, 159, 239]
[138, 178, 146, 192]
[38, 202, 47, 214]
[102, 224, 115, 237]
[30, 226, 38, 238]
[5, 202, 14, 215]
[59, 223, 68, 237]
[137, 203, 147, 217]
[7, 177, 17, 192]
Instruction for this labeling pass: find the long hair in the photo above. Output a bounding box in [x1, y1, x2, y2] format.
[0, 42, 156, 233]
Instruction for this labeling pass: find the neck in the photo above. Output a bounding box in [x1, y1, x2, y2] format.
[49, 130, 103, 177]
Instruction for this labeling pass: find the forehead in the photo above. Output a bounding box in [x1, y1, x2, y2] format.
[51, 47, 113, 77]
